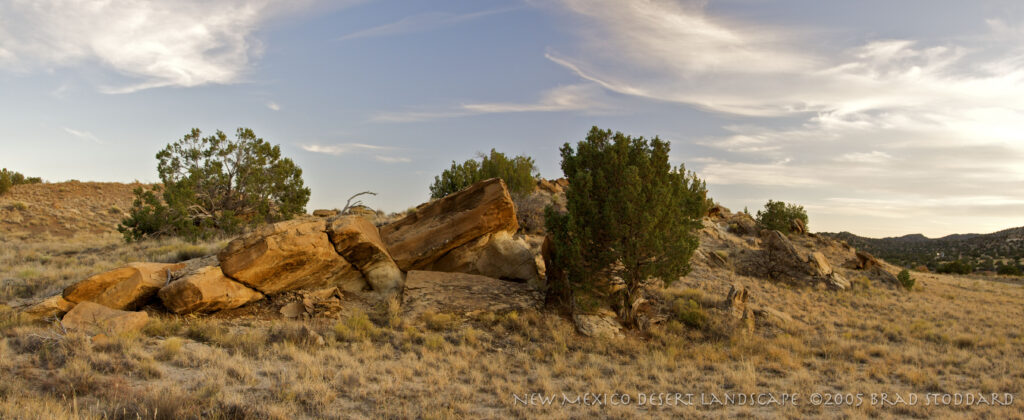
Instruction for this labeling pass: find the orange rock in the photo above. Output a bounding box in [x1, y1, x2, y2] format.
[380, 178, 518, 271]
[327, 216, 404, 294]
[61, 301, 148, 335]
[218, 218, 366, 294]
[21, 295, 76, 320]
[158, 266, 264, 314]
[63, 262, 185, 310]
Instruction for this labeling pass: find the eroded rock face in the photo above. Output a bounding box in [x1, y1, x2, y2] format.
[808, 252, 832, 278]
[218, 218, 366, 295]
[573, 311, 624, 339]
[430, 231, 541, 287]
[728, 213, 759, 236]
[327, 216, 404, 294]
[401, 270, 542, 317]
[63, 262, 185, 310]
[21, 295, 76, 321]
[158, 266, 264, 314]
[61, 301, 148, 335]
[380, 178, 518, 271]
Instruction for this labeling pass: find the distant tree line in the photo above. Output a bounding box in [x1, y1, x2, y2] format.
[0, 168, 42, 196]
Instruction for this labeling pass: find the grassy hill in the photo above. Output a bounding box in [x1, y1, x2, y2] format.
[0, 181, 144, 241]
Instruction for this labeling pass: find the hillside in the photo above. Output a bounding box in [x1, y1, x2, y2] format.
[823, 228, 1024, 272]
[0, 181, 144, 241]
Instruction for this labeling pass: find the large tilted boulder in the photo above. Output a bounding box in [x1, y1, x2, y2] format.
[401, 271, 543, 317]
[429, 231, 541, 287]
[327, 216, 404, 294]
[380, 178, 518, 271]
[61, 301, 148, 335]
[63, 262, 186, 310]
[218, 218, 367, 294]
[158, 266, 264, 314]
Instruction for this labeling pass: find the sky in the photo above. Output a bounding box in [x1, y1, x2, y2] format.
[2, 0, 1024, 238]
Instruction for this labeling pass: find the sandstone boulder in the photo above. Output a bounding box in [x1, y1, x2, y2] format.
[808, 251, 832, 277]
[63, 262, 186, 310]
[707, 204, 731, 220]
[61, 301, 148, 335]
[218, 218, 366, 295]
[158, 266, 264, 314]
[791, 218, 806, 235]
[429, 231, 541, 287]
[21, 295, 76, 321]
[380, 178, 518, 271]
[826, 272, 851, 290]
[854, 251, 880, 270]
[312, 209, 339, 218]
[722, 283, 749, 319]
[401, 271, 542, 317]
[573, 311, 624, 339]
[536, 178, 563, 195]
[763, 230, 801, 263]
[728, 213, 759, 236]
[327, 216, 404, 294]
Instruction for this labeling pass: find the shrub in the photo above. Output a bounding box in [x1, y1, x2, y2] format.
[118, 128, 310, 241]
[997, 264, 1021, 276]
[755, 200, 808, 233]
[0, 168, 41, 196]
[936, 260, 972, 275]
[672, 299, 707, 329]
[429, 149, 538, 199]
[545, 127, 707, 326]
[897, 269, 914, 291]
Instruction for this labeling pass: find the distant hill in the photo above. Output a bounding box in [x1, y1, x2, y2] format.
[0, 181, 146, 241]
[822, 227, 1024, 272]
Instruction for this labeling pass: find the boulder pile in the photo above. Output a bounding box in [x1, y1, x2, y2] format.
[21, 178, 546, 335]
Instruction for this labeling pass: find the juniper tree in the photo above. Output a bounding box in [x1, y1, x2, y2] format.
[118, 128, 310, 241]
[545, 127, 707, 326]
[429, 149, 538, 199]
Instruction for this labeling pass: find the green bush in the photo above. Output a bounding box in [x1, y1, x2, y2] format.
[936, 260, 972, 275]
[118, 128, 310, 242]
[0, 168, 42, 196]
[997, 264, 1021, 276]
[545, 127, 707, 326]
[897, 269, 914, 291]
[429, 149, 538, 199]
[672, 299, 707, 329]
[755, 200, 808, 233]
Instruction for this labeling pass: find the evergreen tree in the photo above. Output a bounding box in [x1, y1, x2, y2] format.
[756, 200, 809, 233]
[545, 127, 707, 326]
[429, 149, 537, 199]
[118, 128, 310, 241]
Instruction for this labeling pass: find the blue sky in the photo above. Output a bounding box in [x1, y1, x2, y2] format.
[3, 0, 1024, 238]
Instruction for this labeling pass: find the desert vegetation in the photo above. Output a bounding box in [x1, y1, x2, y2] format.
[118, 128, 310, 242]
[429, 149, 538, 199]
[0, 168, 42, 196]
[1, 126, 1022, 419]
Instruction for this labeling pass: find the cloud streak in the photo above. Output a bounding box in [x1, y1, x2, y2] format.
[338, 7, 516, 41]
[542, 0, 1024, 235]
[301, 143, 409, 163]
[373, 83, 608, 122]
[63, 127, 103, 144]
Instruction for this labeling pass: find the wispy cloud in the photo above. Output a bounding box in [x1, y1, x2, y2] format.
[373, 83, 608, 122]
[267, 101, 281, 111]
[0, 0, 342, 93]
[63, 127, 103, 144]
[301, 142, 409, 163]
[541, 0, 1024, 234]
[339, 7, 516, 41]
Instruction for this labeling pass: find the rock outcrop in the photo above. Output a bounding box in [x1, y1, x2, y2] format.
[728, 213, 759, 236]
[573, 312, 625, 339]
[158, 266, 264, 314]
[61, 301, 148, 335]
[21, 295, 76, 321]
[327, 216, 404, 295]
[429, 231, 541, 286]
[401, 270, 542, 317]
[63, 262, 185, 310]
[218, 218, 366, 294]
[380, 178, 518, 271]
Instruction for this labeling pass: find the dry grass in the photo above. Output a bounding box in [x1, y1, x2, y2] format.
[1, 229, 1023, 417]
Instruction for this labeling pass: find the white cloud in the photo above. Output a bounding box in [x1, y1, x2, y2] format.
[339, 8, 515, 41]
[63, 127, 102, 144]
[542, 0, 1024, 234]
[373, 83, 608, 122]
[267, 101, 281, 111]
[302, 142, 409, 163]
[0, 0, 334, 93]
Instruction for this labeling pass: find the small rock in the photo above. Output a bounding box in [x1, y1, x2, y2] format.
[573, 312, 624, 339]
[61, 301, 148, 335]
[280, 302, 306, 318]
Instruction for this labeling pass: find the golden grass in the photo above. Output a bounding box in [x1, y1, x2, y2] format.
[1, 235, 1023, 418]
